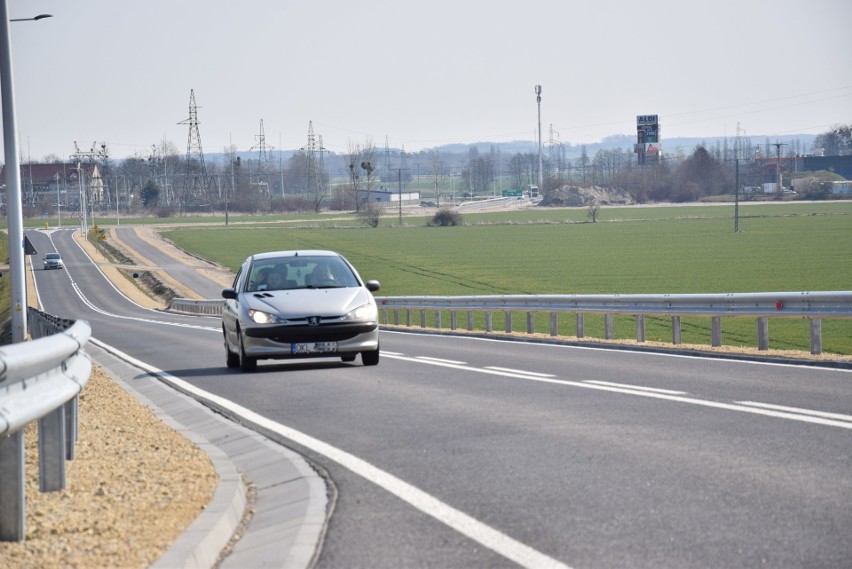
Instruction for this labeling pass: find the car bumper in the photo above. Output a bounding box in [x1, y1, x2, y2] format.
[241, 323, 379, 359]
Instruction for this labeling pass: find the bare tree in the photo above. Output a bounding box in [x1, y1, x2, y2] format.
[586, 200, 600, 222]
[346, 139, 377, 212]
[358, 196, 383, 228]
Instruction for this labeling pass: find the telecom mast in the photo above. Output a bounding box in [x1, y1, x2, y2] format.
[178, 89, 208, 212]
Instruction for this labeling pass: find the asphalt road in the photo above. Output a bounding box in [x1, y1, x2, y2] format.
[29, 227, 852, 569]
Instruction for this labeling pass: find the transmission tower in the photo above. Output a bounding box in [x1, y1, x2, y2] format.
[547, 123, 561, 177]
[250, 119, 275, 173]
[70, 141, 98, 235]
[300, 121, 326, 197]
[178, 89, 209, 212]
[250, 119, 276, 197]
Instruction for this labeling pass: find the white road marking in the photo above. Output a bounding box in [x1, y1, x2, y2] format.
[417, 356, 467, 365]
[383, 354, 852, 430]
[486, 366, 556, 378]
[584, 380, 686, 395]
[737, 401, 852, 423]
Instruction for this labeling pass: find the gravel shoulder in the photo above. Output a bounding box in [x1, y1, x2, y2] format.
[0, 367, 218, 568]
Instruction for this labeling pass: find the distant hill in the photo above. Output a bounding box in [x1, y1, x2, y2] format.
[205, 133, 819, 164]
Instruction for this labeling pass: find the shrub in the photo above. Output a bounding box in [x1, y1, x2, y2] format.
[427, 208, 463, 227]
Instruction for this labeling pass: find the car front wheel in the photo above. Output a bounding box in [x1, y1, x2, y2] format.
[225, 332, 239, 369]
[238, 330, 257, 372]
[361, 347, 379, 366]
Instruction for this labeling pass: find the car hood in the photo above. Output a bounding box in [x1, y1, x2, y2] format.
[243, 287, 374, 318]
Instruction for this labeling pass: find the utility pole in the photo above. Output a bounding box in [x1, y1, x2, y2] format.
[535, 85, 543, 190]
[772, 142, 787, 197]
[735, 159, 740, 233]
[388, 166, 410, 225]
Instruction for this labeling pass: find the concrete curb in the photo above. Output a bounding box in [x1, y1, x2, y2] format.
[85, 339, 329, 569]
[85, 342, 247, 569]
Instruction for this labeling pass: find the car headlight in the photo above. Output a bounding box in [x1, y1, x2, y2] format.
[248, 309, 280, 324]
[342, 302, 377, 322]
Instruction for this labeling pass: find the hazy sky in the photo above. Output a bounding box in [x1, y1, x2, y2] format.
[5, 0, 852, 160]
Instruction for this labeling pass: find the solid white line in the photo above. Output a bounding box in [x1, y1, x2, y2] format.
[92, 340, 571, 569]
[584, 380, 686, 395]
[737, 401, 852, 423]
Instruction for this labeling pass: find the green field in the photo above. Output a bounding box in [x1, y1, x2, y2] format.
[160, 202, 852, 356]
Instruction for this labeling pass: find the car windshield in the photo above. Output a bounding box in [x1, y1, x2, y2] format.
[46, 253, 60, 260]
[245, 255, 360, 292]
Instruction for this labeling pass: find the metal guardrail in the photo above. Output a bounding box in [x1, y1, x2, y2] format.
[168, 297, 225, 316]
[376, 291, 852, 355]
[0, 309, 92, 541]
[167, 291, 852, 355]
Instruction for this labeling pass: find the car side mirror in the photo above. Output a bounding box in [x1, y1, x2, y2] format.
[222, 288, 237, 300]
[365, 280, 380, 292]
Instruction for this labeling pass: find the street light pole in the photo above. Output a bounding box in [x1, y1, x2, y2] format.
[0, 4, 52, 543]
[0, 5, 51, 343]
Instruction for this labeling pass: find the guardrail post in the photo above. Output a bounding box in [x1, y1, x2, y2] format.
[406, 309, 412, 327]
[636, 315, 646, 343]
[604, 314, 613, 340]
[711, 317, 722, 347]
[381, 308, 388, 325]
[38, 407, 67, 492]
[435, 310, 442, 330]
[550, 312, 557, 336]
[450, 311, 458, 330]
[420, 309, 426, 329]
[65, 397, 78, 459]
[0, 431, 25, 541]
[810, 318, 822, 355]
[485, 311, 493, 332]
[757, 317, 769, 350]
[576, 313, 585, 338]
[505, 311, 512, 333]
[672, 316, 682, 344]
[393, 309, 400, 326]
[527, 312, 534, 334]
[467, 311, 474, 331]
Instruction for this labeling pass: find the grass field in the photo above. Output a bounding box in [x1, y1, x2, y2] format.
[160, 201, 852, 356]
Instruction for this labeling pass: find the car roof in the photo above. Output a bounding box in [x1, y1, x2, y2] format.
[46, 252, 61, 257]
[249, 250, 339, 262]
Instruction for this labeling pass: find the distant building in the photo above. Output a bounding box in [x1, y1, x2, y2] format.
[753, 155, 852, 184]
[0, 162, 103, 208]
[362, 188, 420, 206]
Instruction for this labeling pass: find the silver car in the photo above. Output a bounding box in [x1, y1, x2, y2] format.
[43, 252, 63, 270]
[222, 250, 381, 371]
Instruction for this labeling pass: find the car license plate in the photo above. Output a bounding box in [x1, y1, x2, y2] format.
[291, 342, 338, 354]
